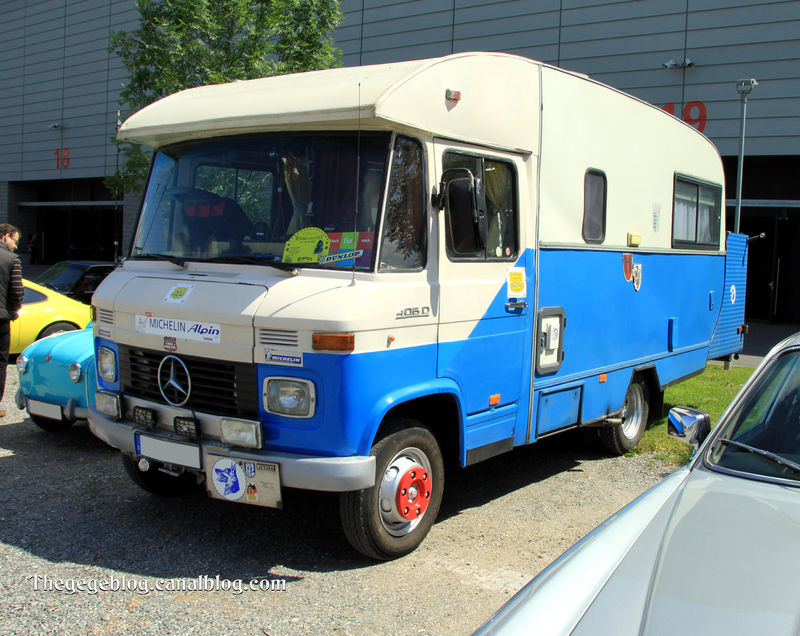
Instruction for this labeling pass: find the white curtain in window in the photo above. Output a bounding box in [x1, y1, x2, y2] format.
[674, 181, 697, 242]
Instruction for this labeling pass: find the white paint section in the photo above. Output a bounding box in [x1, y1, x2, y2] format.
[538, 66, 724, 251]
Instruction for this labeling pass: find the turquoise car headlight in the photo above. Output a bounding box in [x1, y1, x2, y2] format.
[16, 354, 28, 374]
[97, 347, 117, 382]
[68, 362, 82, 383]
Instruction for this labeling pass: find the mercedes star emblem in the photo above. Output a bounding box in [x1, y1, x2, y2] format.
[157, 355, 191, 407]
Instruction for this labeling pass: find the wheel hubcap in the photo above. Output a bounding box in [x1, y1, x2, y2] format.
[379, 448, 433, 536]
[620, 383, 644, 439]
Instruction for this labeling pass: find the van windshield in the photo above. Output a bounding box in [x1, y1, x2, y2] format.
[131, 132, 390, 270]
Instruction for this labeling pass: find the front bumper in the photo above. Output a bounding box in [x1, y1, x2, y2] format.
[87, 406, 376, 492]
[16, 389, 88, 422]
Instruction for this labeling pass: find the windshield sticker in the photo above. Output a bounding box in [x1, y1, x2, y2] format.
[319, 250, 364, 264]
[136, 314, 221, 344]
[165, 284, 194, 304]
[327, 232, 374, 268]
[282, 227, 330, 264]
[507, 267, 527, 298]
[265, 350, 303, 367]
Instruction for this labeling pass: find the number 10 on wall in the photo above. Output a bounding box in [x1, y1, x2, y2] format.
[54, 148, 70, 169]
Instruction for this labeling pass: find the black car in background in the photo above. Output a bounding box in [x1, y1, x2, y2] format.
[34, 261, 115, 305]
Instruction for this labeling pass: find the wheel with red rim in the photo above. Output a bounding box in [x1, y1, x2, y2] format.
[340, 419, 444, 560]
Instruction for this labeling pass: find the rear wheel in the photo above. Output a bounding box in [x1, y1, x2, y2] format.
[340, 419, 444, 560]
[29, 412, 73, 432]
[598, 377, 649, 455]
[122, 454, 199, 497]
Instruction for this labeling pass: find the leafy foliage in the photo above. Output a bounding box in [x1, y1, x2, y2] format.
[107, 0, 342, 198]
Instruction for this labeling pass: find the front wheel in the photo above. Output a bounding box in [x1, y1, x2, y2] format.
[340, 419, 444, 560]
[598, 377, 649, 455]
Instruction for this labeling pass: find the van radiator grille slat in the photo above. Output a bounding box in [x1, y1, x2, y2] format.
[258, 329, 299, 348]
[97, 309, 114, 325]
[119, 346, 259, 418]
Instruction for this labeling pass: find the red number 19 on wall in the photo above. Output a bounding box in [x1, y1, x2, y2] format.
[663, 101, 707, 133]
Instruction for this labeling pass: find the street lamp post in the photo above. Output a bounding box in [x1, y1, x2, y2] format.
[734, 78, 758, 234]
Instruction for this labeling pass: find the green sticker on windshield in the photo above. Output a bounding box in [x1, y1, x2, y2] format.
[282, 227, 330, 264]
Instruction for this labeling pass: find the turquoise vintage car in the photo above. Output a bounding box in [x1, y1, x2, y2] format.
[15, 323, 95, 431]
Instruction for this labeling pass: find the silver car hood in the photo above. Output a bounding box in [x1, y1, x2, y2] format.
[573, 466, 800, 635]
[479, 466, 800, 635]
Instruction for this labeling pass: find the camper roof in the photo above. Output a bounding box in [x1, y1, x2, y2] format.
[117, 52, 542, 153]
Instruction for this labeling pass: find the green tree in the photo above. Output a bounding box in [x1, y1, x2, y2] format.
[107, 0, 342, 198]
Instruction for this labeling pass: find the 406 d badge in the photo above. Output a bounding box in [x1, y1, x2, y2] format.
[395, 306, 431, 320]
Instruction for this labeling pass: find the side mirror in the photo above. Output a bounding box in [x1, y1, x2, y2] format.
[438, 169, 487, 255]
[668, 406, 711, 449]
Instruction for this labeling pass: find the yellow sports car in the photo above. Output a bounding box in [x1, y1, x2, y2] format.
[11, 279, 92, 355]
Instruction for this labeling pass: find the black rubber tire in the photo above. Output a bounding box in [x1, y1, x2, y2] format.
[340, 419, 444, 560]
[598, 377, 649, 455]
[37, 321, 79, 340]
[121, 454, 199, 497]
[30, 412, 73, 432]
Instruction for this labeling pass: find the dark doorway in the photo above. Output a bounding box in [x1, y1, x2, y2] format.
[35, 205, 120, 264]
[737, 209, 800, 323]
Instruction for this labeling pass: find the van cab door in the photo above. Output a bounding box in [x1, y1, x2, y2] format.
[433, 140, 534, 465]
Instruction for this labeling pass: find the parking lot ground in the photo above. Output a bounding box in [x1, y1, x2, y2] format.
[0, 368, 675, 634]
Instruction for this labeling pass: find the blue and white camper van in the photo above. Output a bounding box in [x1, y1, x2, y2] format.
[88, 52, 747, 559]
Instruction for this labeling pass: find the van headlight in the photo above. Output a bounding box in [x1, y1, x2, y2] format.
[16, 354, 28, 374]
[220, 418, 262, 448]
[97, 347, 117, 382]
[264, 378, 316, 418]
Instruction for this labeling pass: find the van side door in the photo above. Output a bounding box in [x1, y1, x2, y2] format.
[433, 141, 533, 465]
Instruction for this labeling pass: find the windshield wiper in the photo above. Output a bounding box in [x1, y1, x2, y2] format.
[204, 255, 301, 272]
[718, 438, 800, 474]
[131, 253, 187, 268]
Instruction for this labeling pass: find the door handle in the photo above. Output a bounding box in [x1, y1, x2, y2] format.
[505, 300, 528, 311]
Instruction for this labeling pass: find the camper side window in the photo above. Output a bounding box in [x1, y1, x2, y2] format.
[672, 177, 721, 249]
[443, 152, 518, 261]
[582, 170, 606, 244]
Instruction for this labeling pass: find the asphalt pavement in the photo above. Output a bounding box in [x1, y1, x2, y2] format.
[735, 321, 800, 367]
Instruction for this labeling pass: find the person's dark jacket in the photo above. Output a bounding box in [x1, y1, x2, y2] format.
[0, 243, 23, 321]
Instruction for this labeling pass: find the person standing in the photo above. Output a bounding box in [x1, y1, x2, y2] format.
[0, 224, 24, 416]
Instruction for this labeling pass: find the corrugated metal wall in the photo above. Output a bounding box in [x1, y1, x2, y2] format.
[337, 0, 800, 156]
[0, 0, 137, 182]
[0, 0, 798, 184]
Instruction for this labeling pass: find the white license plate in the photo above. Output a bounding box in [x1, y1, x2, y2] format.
[135, 433, 202, 469]
[205, 455, 282, 509]
[27, 399, 63, 420]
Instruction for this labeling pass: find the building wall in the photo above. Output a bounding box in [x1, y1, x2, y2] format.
[337, 0, 800, 157]
[0, 0, 138, 183]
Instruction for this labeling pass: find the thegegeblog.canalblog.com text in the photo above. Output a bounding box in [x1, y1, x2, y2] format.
[28, 573, 286, 595]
